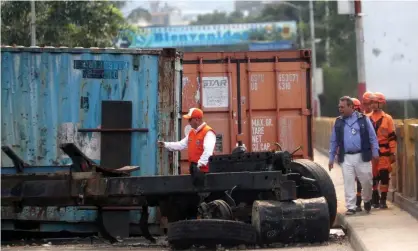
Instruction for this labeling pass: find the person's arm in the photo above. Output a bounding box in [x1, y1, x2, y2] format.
[365, 117, 379, 158]
[329, 125, 338, 164]
[387, 116, 397, 154]
[164, 136, 188, 151]
[197, 131, 216, 167]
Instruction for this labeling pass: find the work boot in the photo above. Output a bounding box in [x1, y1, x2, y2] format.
[355, 196, 362, 212]
[364, 200, 372, 213]
[380, 192, 388, 209]
[372, 190, 380, 208]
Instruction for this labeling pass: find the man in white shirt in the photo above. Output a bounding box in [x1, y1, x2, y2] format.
[158, 108, 216, 173]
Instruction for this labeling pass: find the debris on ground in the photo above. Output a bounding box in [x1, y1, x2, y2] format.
[330, 228, 346, 237]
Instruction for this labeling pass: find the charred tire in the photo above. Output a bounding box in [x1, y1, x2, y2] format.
[289, 159, 337, 227]
[167, 219, 257, 249]
[252, 197, 330, 244]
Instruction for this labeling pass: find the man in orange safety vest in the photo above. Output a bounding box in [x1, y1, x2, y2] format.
[158, 108, 216, 173]
[368, 92, 397, 209]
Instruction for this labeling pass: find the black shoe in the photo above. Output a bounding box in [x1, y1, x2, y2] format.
[356, 206, 363, 212]
[380, 192, 388, 209]
[372, 190, 380, 208]
[364, 201, 372, 213]
[345, 209, 356, 215]
[380, 200, 388, 209]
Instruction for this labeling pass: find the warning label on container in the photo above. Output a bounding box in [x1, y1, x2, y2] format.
[202, 76, 229, 108]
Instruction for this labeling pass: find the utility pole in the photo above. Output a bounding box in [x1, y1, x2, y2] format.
[31, 0, 36, 46]
[325, 0, 330, 66]
[298, 10, 305, 48]
[309, 0, 319, 116]
[354, 0, 366, 98]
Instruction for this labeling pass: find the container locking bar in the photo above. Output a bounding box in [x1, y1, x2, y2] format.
[78, 128, 149, 133]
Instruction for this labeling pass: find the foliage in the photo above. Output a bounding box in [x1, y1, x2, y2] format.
[126, 6, 152, 23]
[190, 11, 247, 25]
[1, 1, 127, 47]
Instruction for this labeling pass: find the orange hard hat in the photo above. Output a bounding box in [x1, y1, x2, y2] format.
[362, 91, 373, 103]
[183, 108, 203, 119]
[352, 98, 361, 108]
[373, 92, 386, 104]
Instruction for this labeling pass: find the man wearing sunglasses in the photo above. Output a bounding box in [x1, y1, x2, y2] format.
[158, 108, 216, 174]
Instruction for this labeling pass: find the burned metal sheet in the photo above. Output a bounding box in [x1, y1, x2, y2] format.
[100, 101, 132, 170]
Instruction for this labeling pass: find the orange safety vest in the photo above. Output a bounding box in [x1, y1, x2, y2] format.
[187, 124, 215, 173]
[368, 110, 397, 169]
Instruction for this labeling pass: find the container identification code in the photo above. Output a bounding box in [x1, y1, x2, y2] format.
[73, 60, 128, 79]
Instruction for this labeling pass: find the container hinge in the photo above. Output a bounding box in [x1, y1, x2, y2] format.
[300, 62, 310, 69]
[301, 109, 311, 116]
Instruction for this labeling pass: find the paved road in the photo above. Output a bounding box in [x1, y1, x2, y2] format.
[2, 231, 352, 251]
[1, 243, 352, 251]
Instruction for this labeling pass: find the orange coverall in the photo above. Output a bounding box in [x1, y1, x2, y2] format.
[368, 110, 397, 193]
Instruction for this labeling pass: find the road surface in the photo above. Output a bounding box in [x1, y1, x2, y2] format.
[2, 230, 352, 251]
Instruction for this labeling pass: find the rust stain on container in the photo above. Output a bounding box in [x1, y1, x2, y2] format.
[180, 50, 313, 174]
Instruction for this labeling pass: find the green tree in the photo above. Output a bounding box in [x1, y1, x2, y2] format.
[126, 6, 152, 23]
[1, 1, 128, 47]
[191, 11, 247, 25]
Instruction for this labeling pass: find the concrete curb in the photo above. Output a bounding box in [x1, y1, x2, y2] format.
[336, 213, 368, 251]
[388, 191, 418, 220]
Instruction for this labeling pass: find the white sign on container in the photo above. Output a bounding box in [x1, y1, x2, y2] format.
[202, 76, 229, 108]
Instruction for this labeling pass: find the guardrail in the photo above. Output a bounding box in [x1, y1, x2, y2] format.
[314, 117, 418, 218]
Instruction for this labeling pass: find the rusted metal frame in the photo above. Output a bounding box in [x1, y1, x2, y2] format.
[305, 69, 314, 159]
[158, 51, 177, 176]
[236, 62, 243, 146]
[59, 143, 138, 176]
[274, 56, 281, 149]
[1, 171, 296, 203]
[60, 143, 97, 172]
[246, 57, 253, 152]
[78, 128, 149, 132]
[1, 146, 29, 173]
[225, 56, 235, 152]
[182, 58, 309, 65]
[198, 57, 204, 108]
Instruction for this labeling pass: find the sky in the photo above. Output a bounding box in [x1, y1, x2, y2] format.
[121, 0, 235, 16]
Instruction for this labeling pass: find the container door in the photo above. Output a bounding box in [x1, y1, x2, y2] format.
[238, 59, 311, 159]
[180, 60, 237, 174]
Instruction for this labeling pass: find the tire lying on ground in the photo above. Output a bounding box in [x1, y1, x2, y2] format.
[289, 159, 337, 227]
[167, 219, 257, 249]
[252, 197, 330, 244]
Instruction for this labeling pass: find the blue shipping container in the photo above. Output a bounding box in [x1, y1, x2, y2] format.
[1, 46, 181, 233]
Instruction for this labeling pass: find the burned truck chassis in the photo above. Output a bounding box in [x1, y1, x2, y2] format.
[1, 142, 336, 246]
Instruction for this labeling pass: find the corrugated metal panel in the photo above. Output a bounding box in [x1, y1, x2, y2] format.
[1, 47, 180, 176]
[180, 51, 313, 174]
